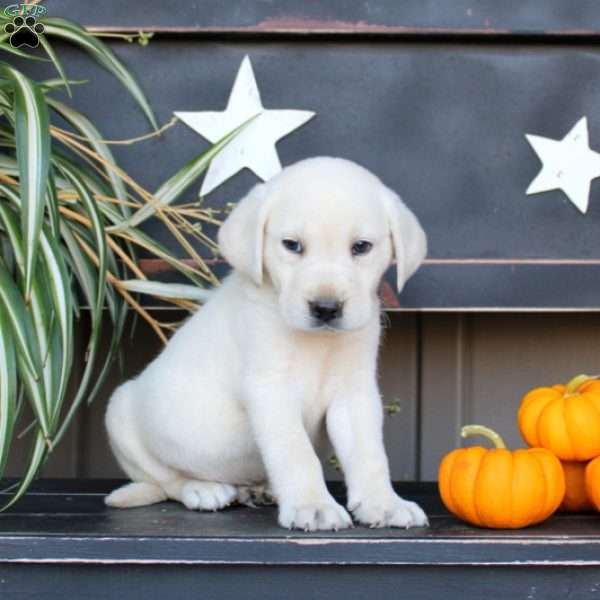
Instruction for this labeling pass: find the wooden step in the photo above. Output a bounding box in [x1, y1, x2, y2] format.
[0, 480, 599, 599]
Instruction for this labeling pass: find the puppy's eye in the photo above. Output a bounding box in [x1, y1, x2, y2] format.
[351, 240, 373, 256]
[282, 239, 303, 254]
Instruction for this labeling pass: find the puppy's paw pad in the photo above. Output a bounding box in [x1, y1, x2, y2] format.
[279, 501, 353, 531]
[351, 496, 428, 529]
[400, 500, 429, 527]
[181, 481, 237, 511]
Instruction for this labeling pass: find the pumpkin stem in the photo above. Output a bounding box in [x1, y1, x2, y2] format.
[565, 374, 597, 395]
[461, 425, 507, 449]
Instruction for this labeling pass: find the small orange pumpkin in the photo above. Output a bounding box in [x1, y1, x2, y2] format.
[559, 460, 594, 512]
[518, 374, 600, 461]
[438, 425, 565, 528]
[585, 456, 600, 511]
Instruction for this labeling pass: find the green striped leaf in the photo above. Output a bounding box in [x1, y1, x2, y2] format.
[27, 268, 57, 427]
[0, 234, 14, 275]
[0, 258, 41, 383]
[1, 431, 46, 510]
[0, 263, 50, 442]
[58, 166, 107, 320]
[0, 305, 17, 477]
[113, 117, 256, 230]
[0, 154, 18, 176]
[60, 225, 97, 322]
[39, 229, 74, 425]
[0, 182, 70, 426]
[42, 18, 158, 130]
[121, 279, 212, 302]
[48, 98, 128, 215]
[116, 226, 204, 286]
[41, 78, 87, 92]
[0, 63, 51, 302]
[51, 152, 111, 202]
[38, 35, 71, 97]
[0, 197, 52, 440]
[85, 284, 127, 405]
[57, 223, 102, 417]
[0, 37, 48, 61]
[45, 173, 60, 238]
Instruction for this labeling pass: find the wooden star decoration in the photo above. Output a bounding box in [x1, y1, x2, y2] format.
[526, 116, 600, 214]
[175, 55, 315, 196]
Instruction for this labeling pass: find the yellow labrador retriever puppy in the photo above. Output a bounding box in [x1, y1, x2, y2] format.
[105, 156, 428, 531]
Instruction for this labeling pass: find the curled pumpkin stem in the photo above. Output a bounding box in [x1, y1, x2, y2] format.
[565, 374, 598, 395]
[461, 425, 507, 449]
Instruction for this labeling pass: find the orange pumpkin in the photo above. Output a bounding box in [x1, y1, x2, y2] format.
[559, 460, 594, 512]
[518, 374, 600, 461]
[585, 456, 600, 511]
[438, 425, 565, 528]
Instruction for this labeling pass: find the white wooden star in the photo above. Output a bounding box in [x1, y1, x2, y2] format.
[175, 56, 315, 196]
[525, 117, 600, 213]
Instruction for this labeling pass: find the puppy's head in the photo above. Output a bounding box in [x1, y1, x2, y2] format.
[218, 157, 427, 331]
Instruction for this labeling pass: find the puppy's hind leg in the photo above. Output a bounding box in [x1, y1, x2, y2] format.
[105, 382, 176, 508]
[105, 481, 167, 508]
[105, 383, 239, 512]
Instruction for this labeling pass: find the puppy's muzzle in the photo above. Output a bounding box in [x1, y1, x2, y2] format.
[309, 298, 344, 325]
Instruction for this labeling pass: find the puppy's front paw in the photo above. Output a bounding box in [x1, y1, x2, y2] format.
[350, 494, 429, 529]
[279, 499, 353, 531]
[181, 480, 237, 511]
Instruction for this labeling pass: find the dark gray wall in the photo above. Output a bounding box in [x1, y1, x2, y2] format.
[15, 1, 600, 308]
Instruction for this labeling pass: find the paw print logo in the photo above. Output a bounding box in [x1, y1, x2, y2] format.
[4, 15, 44, 49]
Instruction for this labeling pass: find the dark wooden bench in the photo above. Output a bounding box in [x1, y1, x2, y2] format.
[0, 480, 599, 599]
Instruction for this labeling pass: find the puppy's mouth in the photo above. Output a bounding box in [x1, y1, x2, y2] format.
[309, 319, 344, 332]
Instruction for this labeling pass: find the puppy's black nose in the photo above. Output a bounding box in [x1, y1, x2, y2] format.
[309, 298, 343, 323]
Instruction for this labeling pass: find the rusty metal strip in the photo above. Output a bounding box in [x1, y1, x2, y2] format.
[85, 23, 516, 36]
[138, 257, 600, 274]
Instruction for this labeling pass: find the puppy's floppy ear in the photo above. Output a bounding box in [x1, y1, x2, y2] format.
[218, 182, 271, 285]
[380, 186, 427, 293]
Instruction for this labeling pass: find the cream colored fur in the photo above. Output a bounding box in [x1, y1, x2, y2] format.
[105, 157, 428, 531]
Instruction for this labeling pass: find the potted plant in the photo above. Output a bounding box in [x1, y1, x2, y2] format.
[0, 11, 242, 505]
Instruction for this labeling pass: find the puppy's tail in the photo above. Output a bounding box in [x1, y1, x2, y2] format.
[105, 481, 167, 508]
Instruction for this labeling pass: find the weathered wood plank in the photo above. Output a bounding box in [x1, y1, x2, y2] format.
[2, 564, 600, 600]
[48, 1, 600, 37]
[0, 481, 599, 567]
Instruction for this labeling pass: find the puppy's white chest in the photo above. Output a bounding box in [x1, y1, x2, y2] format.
[288, 339, 343, 435]
[300, 380, 331, 434]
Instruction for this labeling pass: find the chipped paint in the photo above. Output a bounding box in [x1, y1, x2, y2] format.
[138, 257, 600, 275]
[85, 18, 513, 36]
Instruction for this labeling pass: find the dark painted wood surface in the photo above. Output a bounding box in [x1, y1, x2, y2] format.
[1, 480, 600, 565]
[2, 564, 600, 600]
[53, 0, 600, 36]
[2, 480, 600, 600]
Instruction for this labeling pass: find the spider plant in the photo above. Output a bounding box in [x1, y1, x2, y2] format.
[0, 13, 244, 506]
